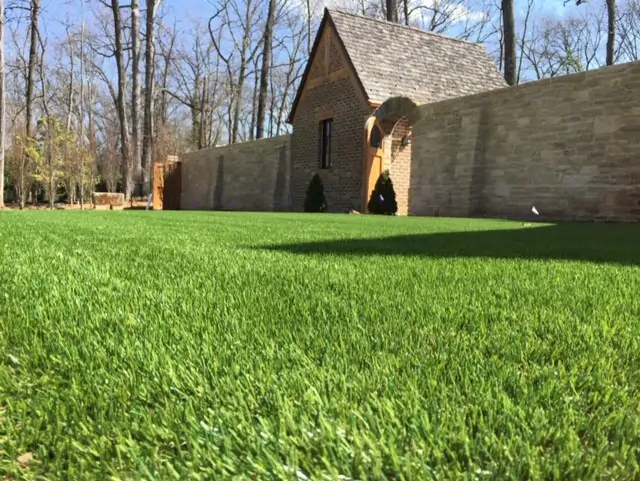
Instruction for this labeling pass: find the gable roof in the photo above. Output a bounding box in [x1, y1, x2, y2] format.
[329, 9, 507, 105]
[287, 9, 506, 123]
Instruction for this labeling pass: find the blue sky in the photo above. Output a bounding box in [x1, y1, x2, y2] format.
[8, 0, 602, 86]
[30, 0, 582, 40]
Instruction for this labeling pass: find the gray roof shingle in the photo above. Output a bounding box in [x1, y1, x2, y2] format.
[328, 9, 507, 105]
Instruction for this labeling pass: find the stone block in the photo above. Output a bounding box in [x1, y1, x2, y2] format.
[93, 192, 125, 206]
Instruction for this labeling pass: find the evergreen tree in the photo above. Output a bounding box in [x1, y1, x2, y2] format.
[367, 170, 397, 215]
[304, 173, 327, 212]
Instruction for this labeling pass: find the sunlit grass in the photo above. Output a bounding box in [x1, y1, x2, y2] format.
[1, 211, 640, 479]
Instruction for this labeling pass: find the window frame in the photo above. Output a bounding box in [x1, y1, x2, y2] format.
[319, 118, 333, 169]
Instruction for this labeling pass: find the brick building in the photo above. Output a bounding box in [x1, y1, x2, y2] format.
[287, 9, 505, 214]
[173, 8, 640, 221]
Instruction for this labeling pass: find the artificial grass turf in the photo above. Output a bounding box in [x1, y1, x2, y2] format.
[1, 211, 640, 479]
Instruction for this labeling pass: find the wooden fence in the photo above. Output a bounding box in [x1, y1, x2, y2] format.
[152, 158, 182, 210]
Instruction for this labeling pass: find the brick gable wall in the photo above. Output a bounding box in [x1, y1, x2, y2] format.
[289, 21, 370, 213]
[290, 78, 369, 212]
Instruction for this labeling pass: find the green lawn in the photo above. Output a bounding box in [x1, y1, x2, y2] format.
[1, 211, 640, 480]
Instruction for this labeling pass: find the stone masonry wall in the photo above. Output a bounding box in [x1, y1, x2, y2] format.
[180, 135, 291, 211]
[409, 61, 640, 221]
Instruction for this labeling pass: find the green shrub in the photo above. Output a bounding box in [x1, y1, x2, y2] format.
[304, 173, 327, 212]
[367, 169, 397, 215]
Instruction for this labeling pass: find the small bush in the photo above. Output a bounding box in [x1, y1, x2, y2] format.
[367, 170, 398, 215]
[304, 173, 327, 212]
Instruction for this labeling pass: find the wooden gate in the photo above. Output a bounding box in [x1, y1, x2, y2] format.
[152, 159, 182, 210]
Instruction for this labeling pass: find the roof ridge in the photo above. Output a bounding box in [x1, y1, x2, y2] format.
[326, 8, 485, 48]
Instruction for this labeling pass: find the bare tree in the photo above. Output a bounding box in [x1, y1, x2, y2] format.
[79, 0, 89, 208]
[107, 0, 132, 198]
[386, 0, 398, 22]
[142, 0, 162, 193]
[0, 0, 5, 208]
[502, 0, 516, 84]
[273, 3, 308, 134]
[570, 0, 616, 65]
[156, 17, 176, 129]
[11, 0, 41, 208]
[618, 0, 640, 61]
[209, 0, 262, 144]
[165, 21, 218, 150]
[516, 0, 534, 83]
[25, 0, 38, 140]
[520, 11, 604, 80]
[606, 0, 616, 64]
[131, 0, 141, 194]
[256, 0, 276, 139]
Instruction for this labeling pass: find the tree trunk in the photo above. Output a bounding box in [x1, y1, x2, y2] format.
[159, 29, 176, 128]
[26, 0, 39, 139]
[192, 45, 201, 149]
[88, 71, 96, 207]
[66, 40, 74, 131]
[305, 0, 311, 53]
[231, 1, 256, 144]
[111, 0, 132, 199]
[131, 0, 141, 196]
[386, 0, 398, 22]
[37, 39, 52, 209]
[606, 0, 616, 65]
[232, 71, 245, 144]
[502, 0, 516, 85]
[65, 34, 74, 206]
[256, 0, 276, 139]
[142, 0, 160, 195]
[0, 0, 5, 209]
[48, 126, 54, 210]
[199, 72, 208, 149]
[22, 0, 40, 209]
[403, 0, 409, 25]
[79, 4, 86, 209]
[250, 61, 258, 141]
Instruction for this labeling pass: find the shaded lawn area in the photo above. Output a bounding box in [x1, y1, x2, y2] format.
[260, 219, 640, 265]
[1, 211, 640, 480]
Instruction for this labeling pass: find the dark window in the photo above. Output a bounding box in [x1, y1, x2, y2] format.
[370, 125, 382, 148]
[320, 119, 332, 169]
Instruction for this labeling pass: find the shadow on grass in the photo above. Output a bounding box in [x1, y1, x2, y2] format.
[261, 222, 640, 266]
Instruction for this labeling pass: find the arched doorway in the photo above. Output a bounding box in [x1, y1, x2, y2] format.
[363, 118, 384, 210]
[363, 96, 421, 215]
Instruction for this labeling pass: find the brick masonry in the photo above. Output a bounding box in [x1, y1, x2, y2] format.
[409, 61, 640, 221]
[290, 77, 369, 213]
[387, 118, 412, 215]
[289, 20, 370, 213]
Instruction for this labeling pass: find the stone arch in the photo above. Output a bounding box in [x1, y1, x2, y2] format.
[372, 96, 421, 126]
[365, 96, 421, 215]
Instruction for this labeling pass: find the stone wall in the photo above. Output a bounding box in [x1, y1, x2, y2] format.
[180, 135, 291, 211]
[409, 61, 640, 221]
